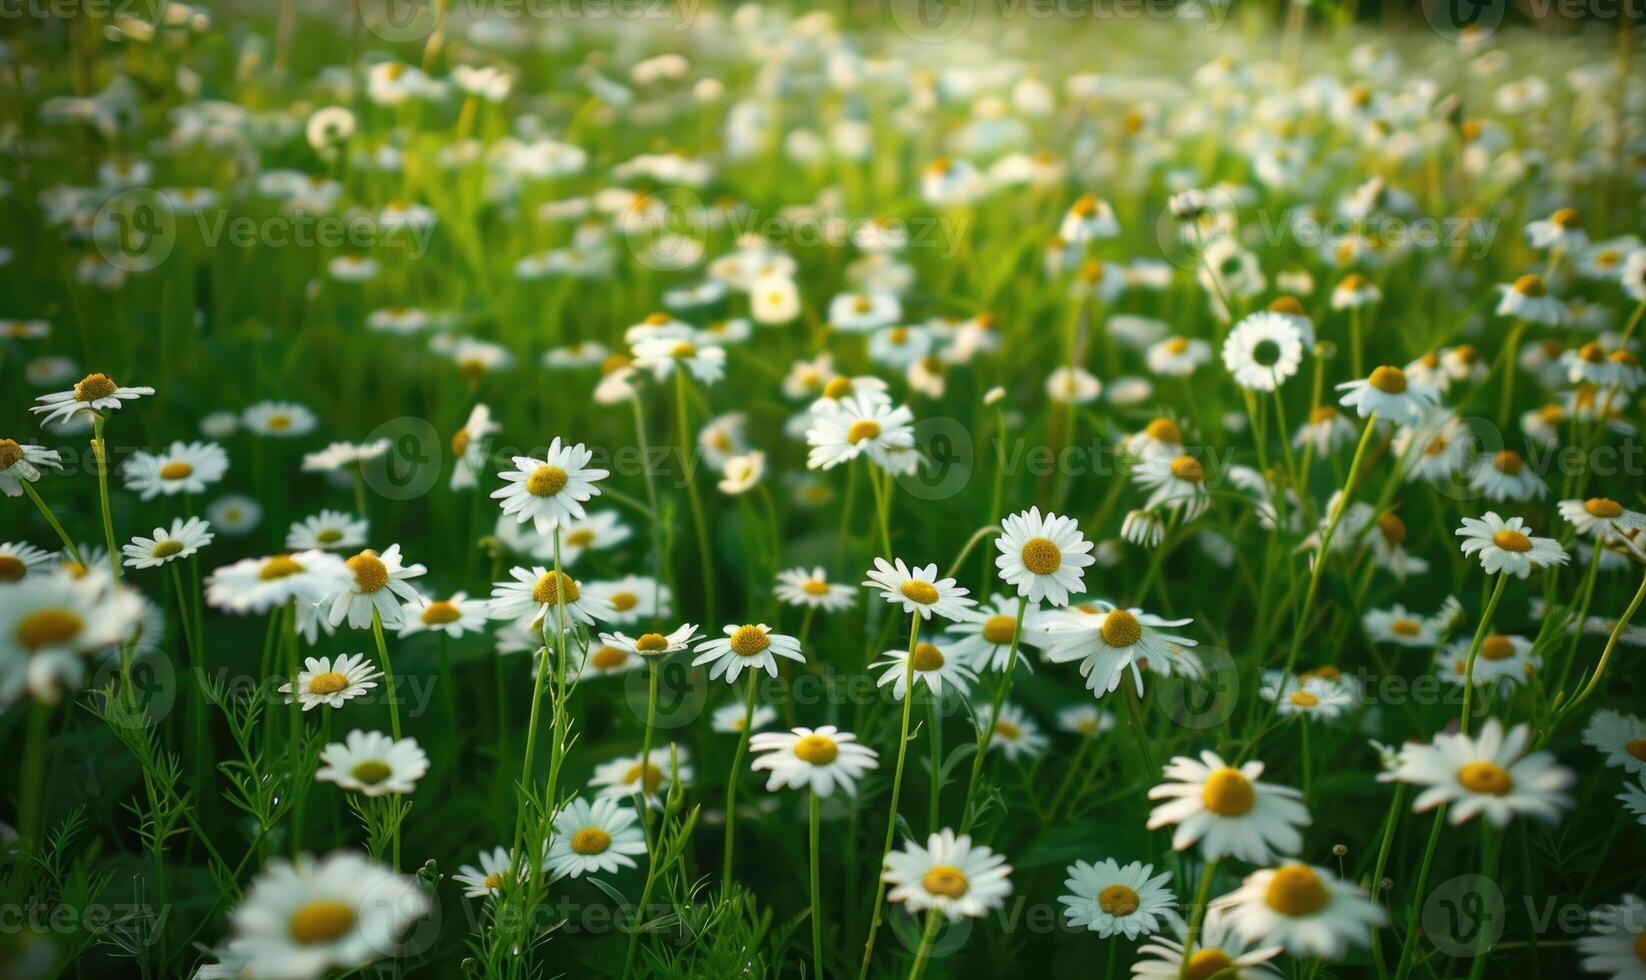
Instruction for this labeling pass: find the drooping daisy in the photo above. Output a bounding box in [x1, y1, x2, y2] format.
[1131, 907, 1282, 980]
[713, 702, 777, 734]
[544, 797, 647, 879]
[1132, 453, 1212, 519]
[597, 624, 701, 662]
[749, 725, 880, 796]
[1222, 312, 1305, 392]
[280, 652, 383, 711]
[121, 517, 214, 569]
[121, 440, 228, 499]
[1577, 893, 1646, 979]
[994, 507, 1094, 607]
[1041, 603, 1198, 698]
[449, 404, 502, 491]
[1147, 752, 1310, 863]
[1559, 498, 1646, 541]
[1213, 864, 1384, 959]
[205, 551, 348, 615]
[979, 702, 1049, 760]
[397, 592, 490, 638]
[489, 566, 610, 630]
[691, 623, 805, 682]
[589, 747, 693, 808]
[773, 566, 856, 611]
[301, 440, 390, 474]
[325, 546, 427, 630]
[583, 575, 670, 626]
[805, 395, 916, 472]
[0, 541, 54, 583]
[453, 847, 515, 899]
[225, 852, 428, 979]
[0, 568, 145, 704]
[1467, 450, 1548, 502]
[1456, 512, 1569, 578]
[0, 439, 63, 497]
[863, 557, 975, 622]
[287, 511, 369, 552]
[31, 372, 154, 425]
[316, 730, 429, 796]
[945, 593, 1041, 673]
[1384, 719, 1574, 826]
[1335, 365, 1440, 423]
[1582, 709, 1646, 774]
[871, 638, 978, 699]
[243, 400, 318, 437]
[882, 829, 1013, 921]
[1061, 859, 1182, 939]
[492, 438, 609, 535]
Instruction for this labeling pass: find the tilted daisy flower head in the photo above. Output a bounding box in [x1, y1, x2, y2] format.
[1456, 512, 1569, 578]
[1260, 672, 1355, 721]
[1384, 718, 1574, 826]
[0, 438, 63, 497]
[121, 440, 228, 498]
[396, 591, 489, 637]
[805, 393, 916, 472]
[1132, 906, 1282, 980]
[302, 440, 391, 474]
[590, 747, 692, 808]
[1559, 497, 1646, 541]
[205, 550, 348, 615]
[1041, 602, 1198, 698]
[863, 557, 975, 621]
[556, 510, 632, 565]
[0, 541, 55, 583]
[1213, 863, 1384, 960]
[449, 403, 501, 491]
[1222, 311, 1305, 392]
[0, 568, 144, 704]
[598, 623, 701, 662]
[1577, 893, 1646, 979]
[577, 638, 646, 677]
[489, 566, 610, 630]
[225, 852, 428, 980]
[749, 724, 880, 797]
[944, 592, 1043, 673]
[280, 652, 383, 711]
[1147, 751, 1310, 863]
[1582, 709, 1646, 774]
[883, 829, 1012, 921]
[1132, 452, 1212, 519]
[1335, 364, 1440, 423]
[1146, 335, 1213, 376]
[453, 846, 516, 899]
[1493, 273, 1568, 326]
[1060, 858, 1182, 939]
[287, 510, 369, 552]
[713, 701, 777, 734]
[980, 702, 1049, 761]
[492, 437, 609, 535]
[773, 566, 856, 611]
[242, 400, 318, 437]
[545, 797, 647, 879]
[631, 333, 727, 384]
[1467, 449, 1548, 502]
[31, 372, 154, 425]
[871, 637, 978, 699]
[316, 730, 429, 796]
[995, 507, 1094, 606]
[583, 575, 670, 626]
[1436, 633, 1538, 687]
[1057, 703, 1116, 738]
[325, 545, 427, 630]
[692, 623, 805, 682]
[121, 517, 214, 569]
[1362, 603, 1440, 647]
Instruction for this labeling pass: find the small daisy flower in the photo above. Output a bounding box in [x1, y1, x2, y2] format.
[489, 566, 610, 630]
[863, 557, 976, 622]
[1362, 604, 1440, 647]
[450, 404, 502, 491]
[871, 638, 978, 699]
[205, 551, 348, 615]
[749, 724, 880, 796]
[631, 335, 726, 384]
[1147, 336, 1212, 376]
[122, 441, 228, 498]
[1132, 907, 1282, 980]
[994, 507, 1094, 607]
[945, 592, 1041, 673]
[713, 702, 776, 734]
[1058, 194, 1120, 242]
[828, 290, 901, 332]
[544, 797, 647, 878]
[692, 623, 805, 682]
[0, 568, 145, 704]
[1057, 704, 1116, 738]
[1042, 603, 1198, 698]
[590, 747, 692, 808]
[805, 395, 916, 472]
[1132, 453, 1212, 519]
[1260, 673, 1355, 721]
[1383, 718, 1573, 826]
[1437, 633, 1539, 687]
[453, 847, 515, 899]
[1335, 365, 1439, 423]
[1222, 312, 1305, 392]
[1559, 498, 1646, 540]
[243, 400, 318, 437]
[316, 730, 429, 796]
[1494, 274, 1568, 326]
[301, 440, 390, 474]
[1467, 450, 1548, 502]
[1578, 893, 1646, 978]
[1456, 512, 1569, 578]
[122, 517, 214, 569]
[1329, 271, 1381, 310]
[325, 546, 427, 630]
[287, 510, 370, 552]
[584, 575, 671, 626]
[280, 653, 383, 711]
[882, 828, 1013, 921]
[397, 592, 489, 637]
[1046, 365, 1103, 404]
[979, 702, 1049, 760]
[31, 372, 154, 425]
[774, 567, 856, 611]
[0, 438, 63, 497]
[1293, 406, 1357, 456]
[718, 451, 765, 495]
[598, 623, 701, 662]
[492, 438, 609, 535]
[1524, 206, 1588, 252]
[1061, 859, 1182, 939]
[1147, 752, 1310, 863]
[0, 541, 55, 583]
[1213, 864, 1385, 959]
[1582, 709, 1646, 774]
[1124, 417, 1186, 462]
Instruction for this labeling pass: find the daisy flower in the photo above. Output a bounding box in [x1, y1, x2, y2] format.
[0, 568, 144, 704]
[871, 638, 978, 699]
[1559, 498, 1646, 540]
[774, 566, 856, 611]
[1147, 752, 1310, 863]
[492, 438, 609, 535]
[557, 511, 632, 565]
[1619, 778, 1646, 826]
[1057, 704, 1116, 738]
[691, 623, 805, 682]
[577, 639, 646, 677]
[1494, 274, 1568, 325]
[1147, 336, 1212, 376]
[325, 546, 427, 630]
[882, 829, 1013, 921]
[544, 797, 646, 878]
[122, 517, 214, 569]
[121, 441, 228, 498]
[584, 575, 670, 626]
[713, 702, 777, 734]
[1329, 272, 1381, 310]
[287, 511, 369, 552]
[1582, 709, 1646, 774]
[1578, 893, 1646, 978]
[280, 653, 383, 711]
[1046, 365, 1103, 404]
[1132, 453, 1211, 518]
[1466, 450, 1548, 501]
[450, 404, 501, 491]
[1213, 864, 1384, 959]
[1041, 603, 1198, 698]
[224, 852, 428, 979]
[945, 592, 1041, 673]
[749, 725, 880, 796]
[1132, 907, 1282, 979]
[1293, 406, 1357, 456]
[1260, 673, 1355, 721]
[397, 592, 489, 637]
[1437, 633, 1538, 686]
[590, 747, 692, 808]
[1335, 365, 1439, 423]
[631, 335, 726, 384]
[1524, 207, 1588, 251]
[243, 400, 318, 437]
[1061, 859, 1182, 939]
[1222, 312, 1305, 392]
[994, 507, 1094, 606]
[302, 440, 390, 473]
[489, 567, 609, 631]
[0, 438, 63, 496]
[863, 557, 975, 622]
[805, 395, 916, 472]
[827, 290, 901, 332]
[205, 551, 348, 615]
[208, 495, 262, 535]
[1362, 604, 1440, 647]
[1384, 718, 1574, 826]
[598, 624, 701, 661]
[980, 702, 1049, 760]
[718, 451, 764, 495]
[31, 372, 154, 425]
[316, 730, 430, 796]
[1456, 512, 1569, 578]
[453, 847, 515, 899]
[0, 541, 54, 583]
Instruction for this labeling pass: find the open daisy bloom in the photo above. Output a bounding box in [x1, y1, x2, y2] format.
[489, 566, 609, 630]
[1132, 907, 1282, 979]
[1383, 719, 1574, 826]
[492, 438, 609, 535]
[691, 623, 805, 682]
[0, 438, 63, 496]
[883, 829, 1012, 921]
[1456, 512, 1570, 578]
[1041, 602, 1198, 698]
[453, 846, 516, 899]
[544, 797, 647, 878]
[325, 545, 427, 630]
[1213, 863, 1385, 960]
[872, 638, 978, 699]
[862, 557, 975, 622]
[280, 653, 383, 711]
[1147, 752, 1310, 864]
[749, 725, 879, 797]
[31, 372, 154, 425]
[773, 566, 856, 611]
[316, 730, 429, 796]
[590, 747, 692, 810]
[122, 517, 214, 569]
[1060, 858, 1182, 939]
[1334, 364, 1438, 423]
[994, 507, 1094, 606]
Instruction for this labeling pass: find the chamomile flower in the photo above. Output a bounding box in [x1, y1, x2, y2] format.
[450, 404, 502, 491]
[453, 847, 515, 899]
[325, 546, 427, 630]
[1147, 752, 1310, 863]
[1057, 704, 1116, 738]
[1131, 907, 1282, 979]
[1061, 859, 1182, 939]
[316, 730, 429, 796]
[1293, 406, 1358, 455]
[206, 551, 347, 615]
[1384, 719, 1573, 826]
[1456, 512, 1569, 578]
[0, 439, 63, 496]
[1582, 710, 1646, 774]
[122, 441, 228, 498]
[1213, 864, 1384, 959]
[1335, 365, 1439, 422]
[980, 702, 1049, 760]
[122, 517, 214, 569]
[302, 441, 390, 474]
[871, 639, 978, 699]
[1260, 674, 1355, 720]
[882, 829, 1013, 921]
[1578, 893, 1646, 979]
[397, 592, 489, 637]
[718, 451, 765, 495]
[994, 507, 1094, 606]
[1524, 206, 1588, 252]
[713, 702, 776, 734]
[280, 653, 383, 711]
[1467, 450, 1548, 501]
[692, 623, 805, 682]
[1132, 453, 1211, 519]
[1046, 365, 1103, 404]
[589, 747, 692, 808]
[862, 557, 975, 621]
[544, 798, 646, 878]
[1058, 194, 1120, 242]
[1329, 272, 1381, 310]
[750, 725, 879, 796]
[1559, 498, 1646, 540]
[0, 569, 144, 704]
[1362, 604, 1440, 647]
[1222, 312, 1304, 392]
[584, 576, 670, 626]
[492, 439, 609, 535]
[287, 511, 369, 552]
[1042, 604, 1198, 698]
[489, 566, 609, 630]
[0, 541, 54, 582]
[243, 401, 318, 437]
[31, 372, 154, 425]
[944, 593, 1040, 672]
[1494, 274, 1568, 325]
[773, 567, 855, 611]
[827, 291, 901, 332]
[631, 335, 726, 384]
[805, 395, 916, 472]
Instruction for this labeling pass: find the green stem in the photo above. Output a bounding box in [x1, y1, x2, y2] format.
[722, 669, 758, 892]
[675, 368, 716, 628]
[21, 481, 82, 563]
[1392, 804, 1449, 980]
[1176, 858, 1220, 980]
[369, 610, 402, 739]
[92, 414, 120, 582]
[1563, 563, 1646, 714]
[810, 790, 824, 980]
[959, 596, 1029, 829]
[907, 911, 942, 980]
[858, 612, 924, 980]
[1458, 573, 1509, 736]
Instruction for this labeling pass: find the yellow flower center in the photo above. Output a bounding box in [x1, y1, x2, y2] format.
[570, 828, 612, 854]
[532, 571, 580, 606]
[74, 373, 118, 402]
[1264, 865, 1331, 916]
[0, 439, 23, 470]
[793, 734, 839, 765]
[982, 615, 1017, 645]
[1270, 296, 1307, 317]
[422, 601, 461, 625]
[1185, 949, 1235, 980]
[564, 529, 596, 547]
[603, 592, 637, 613]
[527, 465, 569, 497]
[482, 872, 504, 890]
[846, 419, 881, 444]
[1611, 350, 1640, 367]
[1585, 498, 1624, 518]
[1289, 690, 1320, 708]
[1634, 932, 1646, 964]
[149, 540, 184, 559]
[0, 556, 24, 582]
[729, 625, 770, 656]
[590, 646, 628, 670]
[994, 720, 1021, 740]
[1201, 767, 1257, 816]
[670, 341, 696, 359]
[1145, 418, 1183, 443]
[1072, 195, 1097, 217]
[910, 642, 945, 671]
[450, 429, 471, 456]
[1367, 365, 1408, 393]
[346, 551, 389, 592]
[351, 760, 393, 785]
[823, 376, 854, 399]
[267, 413, 292, 430]
[1480, 635, 1515, 661]
[900, 580, 939, 605]
[1551, 207, 1581, 228]
[1625, 738, 1646, 762]
[1491, 530, 1533, 553]
[1458, 762, 1514, 795]
[260, 555, 305, 580]
[1513, 274, 1546, 298]
[1098, 884, 1140, 916]
[159, 461, 194, 480]
[801, 579, 831, 596]
[1390, 619, 1421, 636]
[1169, 455, 1205, 483]
[623, 762, 664, 793]
[1019, 537, 1062, 576]
[316, 529, 344, 545]
[1492, 450, 1523, 475]
[308, 671, 350, 694]
[1579, 342, 1607, 363]
[1100, 609, 1142, 648]
[17, 609, 83, 650]
[921, 866, 969, 898]
[288, 901, 357, 945]
[1378, 513, 1407, 545]
[1164, 337, 1189, 354]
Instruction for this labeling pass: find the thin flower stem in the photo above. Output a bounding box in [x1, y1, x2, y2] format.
[91, 414, 121, 581]
[722, 669, 758, 892]
[1458, 572, 1509, 736]
[1563, 563, 1646, 714]
[21, 481, 82, 563]
[675, 368, 717, 628]
[907, 910, 942, 980]
[959, 596, 1029, 830]
[1466, 824, 1502, 980]
[927, 696, 942, 833]
[1176, 858, 1220, 980]
[1392, 803, 1449, 980]
[858, 612, 924, 980]
[867, 462, 893, 557]
[1123, 681, 1157, 779]
[1368, 783, 1408, 980]
[638, 660, 660, 849]
[19, 701, 50, 846]
[809, 790, 824, 980]
[369, 609, 402, 739]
